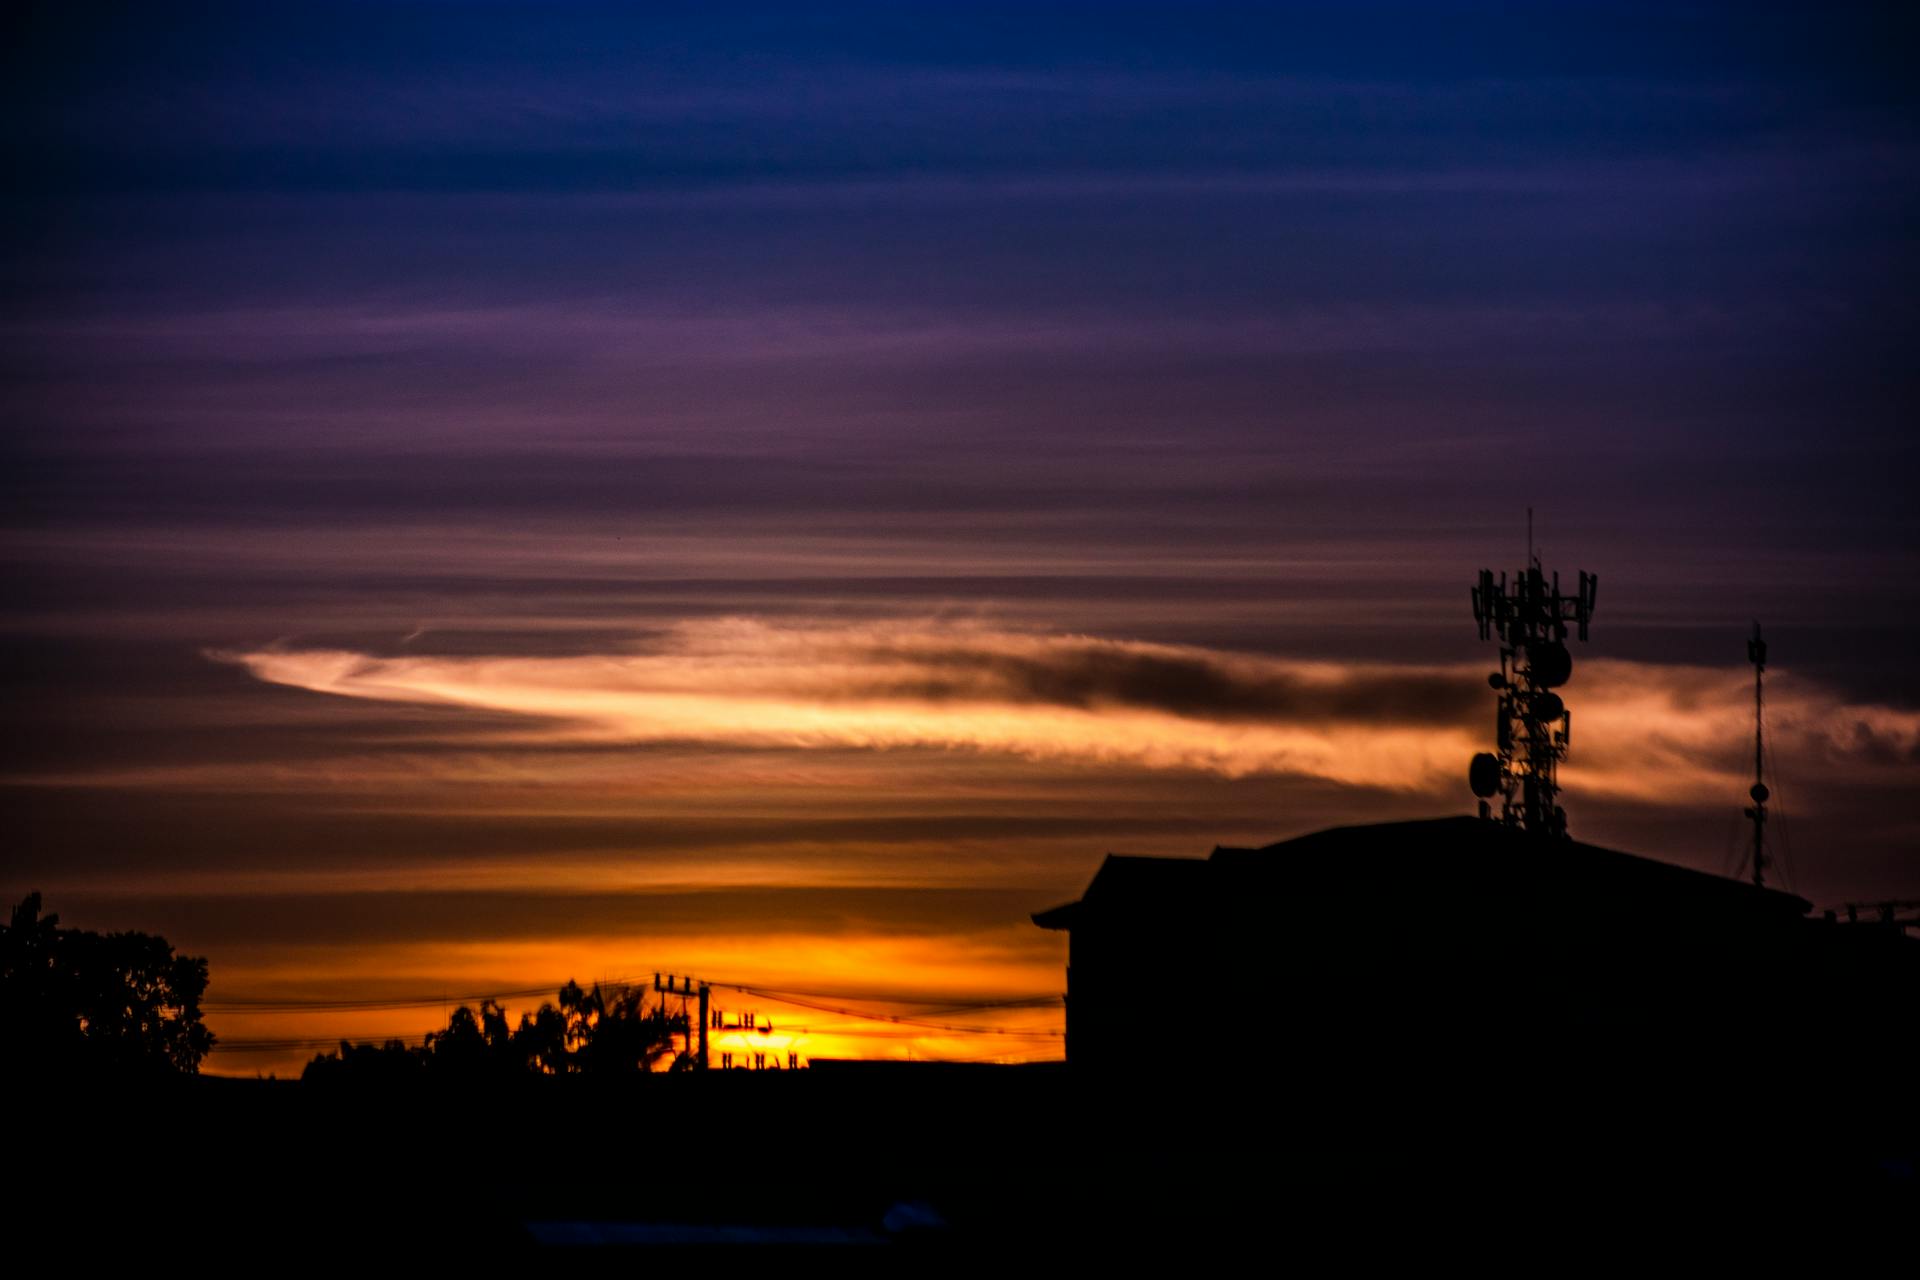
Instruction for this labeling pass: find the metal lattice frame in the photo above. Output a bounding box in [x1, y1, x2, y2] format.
[1470, 561, 1597, 837]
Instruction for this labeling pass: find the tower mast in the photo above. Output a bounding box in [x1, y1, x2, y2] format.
[1744, 623, 1770, 888]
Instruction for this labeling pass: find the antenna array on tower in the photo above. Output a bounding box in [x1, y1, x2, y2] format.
[1468, 548, 1597, 839]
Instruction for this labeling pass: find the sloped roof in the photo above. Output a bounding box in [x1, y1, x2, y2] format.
[1031, 854, 1208, 931]
[1033, 815, 1812, 930]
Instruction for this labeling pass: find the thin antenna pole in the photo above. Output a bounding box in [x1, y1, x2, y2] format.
[1746, 622, 1769, 889]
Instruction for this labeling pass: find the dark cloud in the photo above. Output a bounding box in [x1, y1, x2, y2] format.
[4, 787, 1270, 877]
[859, 643, 1483, 726]
[43, 886, 1059, 950]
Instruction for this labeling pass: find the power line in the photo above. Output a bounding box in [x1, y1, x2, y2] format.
[204, 969, 1067, 1054]
[703, 982, 1062, 1012]
[706, 980, 1064, 1037]
[212, 1019, 1066, 1056]
[205, 977, 642, 1014]
[208, 978, 1063, 1017]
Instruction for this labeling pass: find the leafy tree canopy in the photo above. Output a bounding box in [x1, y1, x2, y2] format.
[1, 892, 214, 1076]
[303, 979, 688, 1082]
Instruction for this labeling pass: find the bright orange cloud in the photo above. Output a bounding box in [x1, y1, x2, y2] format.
[213, 619, 1918, 806]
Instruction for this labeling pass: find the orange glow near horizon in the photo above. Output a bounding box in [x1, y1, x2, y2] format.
[19, 618, 1915, 1079]
[201, 928, 1068, 1077]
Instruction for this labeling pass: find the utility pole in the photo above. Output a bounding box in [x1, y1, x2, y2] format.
[653, 973, 710, 1070]
[697, 981, 709, 1072]
[1743, 623, 1770, 889]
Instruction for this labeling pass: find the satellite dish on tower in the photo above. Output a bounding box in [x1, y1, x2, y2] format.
[1528, 641, 1573, 689]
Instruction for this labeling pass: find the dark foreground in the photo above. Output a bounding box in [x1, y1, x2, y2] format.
[15, 1059, 1916, 1266]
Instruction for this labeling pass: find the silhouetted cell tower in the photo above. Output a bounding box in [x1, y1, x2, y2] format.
[1468, 529, 1597, 838]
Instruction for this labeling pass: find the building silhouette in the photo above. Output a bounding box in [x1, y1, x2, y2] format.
[1034, 817, 1920, 1105]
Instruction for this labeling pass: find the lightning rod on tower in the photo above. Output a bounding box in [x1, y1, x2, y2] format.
[1468, 523, 1597, 839]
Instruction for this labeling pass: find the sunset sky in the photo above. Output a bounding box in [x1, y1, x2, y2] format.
[4, 2, 1916, 1076]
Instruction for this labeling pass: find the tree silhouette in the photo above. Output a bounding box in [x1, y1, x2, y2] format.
[303, 979, 686, 1082]
[1, 893, 214, 1076]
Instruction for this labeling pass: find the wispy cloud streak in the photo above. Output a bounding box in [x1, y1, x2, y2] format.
[215, 620, 1920, 803]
